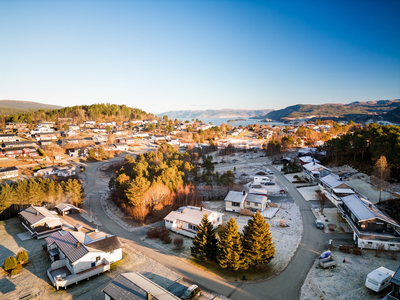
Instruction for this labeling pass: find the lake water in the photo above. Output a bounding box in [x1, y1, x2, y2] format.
[186, 117, 286, 127]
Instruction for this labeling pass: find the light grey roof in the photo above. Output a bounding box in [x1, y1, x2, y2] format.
[102, 272, 180, 300]
[341, 195, 399, 226]
[332, 188, 355, 194]
[19, 206, 59, 226]
[245, 194, 267, 204]
[164, 207, 220, 225]
[55, 203, 80, 212]
[320, 174, 345, 189]
[299, 156, 320, 164]
[224, 191, 246, 203]
[249, 188, 268, 196]
[45, 231, 90, 263]
[303, 163, 330, 172]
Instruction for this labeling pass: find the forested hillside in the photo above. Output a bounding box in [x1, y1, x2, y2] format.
[0, 100, 62, 115]
[0, 103, 154, 124]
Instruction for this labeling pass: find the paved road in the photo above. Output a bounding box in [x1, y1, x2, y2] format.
[83, 156, 350, 300]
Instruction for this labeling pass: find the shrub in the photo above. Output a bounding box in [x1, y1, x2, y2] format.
[352, 248, 362, 256]
[16, 251, 29, 264]
[160, 232, 171, 244]
[37, 148, 47, 157]
[173, 237, 184, 250]
[339, 245, 351, 253]
[10, 269, 19, 276]
[3, 256, 17, 271]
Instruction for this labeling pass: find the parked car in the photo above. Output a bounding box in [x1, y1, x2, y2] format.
[181, 285, 201, 300]
[315, 219, 324, 229]
[263, 182, 275, 185]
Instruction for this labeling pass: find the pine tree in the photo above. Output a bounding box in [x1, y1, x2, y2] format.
[242, 211, 275, 267]
[191, 214, 218, 261]
[217, 217, 247, 271]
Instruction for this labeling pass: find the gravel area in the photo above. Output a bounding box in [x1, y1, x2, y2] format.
[300, 248, 399, 300]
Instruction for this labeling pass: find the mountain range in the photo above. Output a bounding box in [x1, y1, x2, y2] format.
[157, 109, 273, 119]
[0, 100, 62, 115]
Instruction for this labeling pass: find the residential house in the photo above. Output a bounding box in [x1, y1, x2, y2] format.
[33, 132, 60, 141]
[298, 156, 320, 166]
[319, 173, 355, 206]
[244, 193, 268, 212]
[55, 203, 81, 216]
[39, 140, 53, 146]
[164, 206, 223, 238]
[5, 122, 27, 129]
[34, 167, 58, 177]
[384, 266, 400, 300]
[66, 147, 88, 157]
[56, 166, 76, 177]
[225, 191, 247, 212]
[151, 135, 170, 142]
[302, 162, 331, 184]
[113, 143, 129, 151]
[45, 231, 123, 290]
[337, 194, 400, 251]
[0, 134, 19, 143]
[0, 166, 18, 179]
[19, 206, 63, 239]
[37, 122, 55, 128]
[82, 120, 96, 126]
[2, 147, 38, 158]
[2, 141, 36, 148]
[68, 125, 80, 131]
[132, 133, 149, 138]
[102, 272, 180, 300]
[31, 126, 55, 135]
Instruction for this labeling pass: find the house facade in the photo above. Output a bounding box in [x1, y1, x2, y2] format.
[164, 206, 223, 238]
[0, 166, 19, 179]
[46, 231, 123, 290]
[302, 162, 331, 184]
[337, 194, 400, 251]
[224, 190, 268, 213]
[319, 174, 355, 206]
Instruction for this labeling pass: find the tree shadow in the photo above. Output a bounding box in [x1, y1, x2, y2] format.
[0, 277, 16, 294]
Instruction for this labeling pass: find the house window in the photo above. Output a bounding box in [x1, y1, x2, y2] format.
[217, 217, 220, 222]
[188, 224, 197, 231]
[367, 242, 373, 244]
[96, 256, 101, 262]
[255, 203, 258, 207]
[232, 202, 240, 207]
[247, 202, 250, 206]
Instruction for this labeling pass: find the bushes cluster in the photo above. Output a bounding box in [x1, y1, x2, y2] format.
[3, 251, 28, 276]
[147, 227, 171, 244]
[173, 237, 184, 250]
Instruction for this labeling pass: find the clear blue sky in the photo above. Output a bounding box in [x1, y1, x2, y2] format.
[1, 0, 399, 114]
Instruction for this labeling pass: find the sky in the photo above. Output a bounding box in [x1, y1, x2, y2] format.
[1, 0, 399, 114]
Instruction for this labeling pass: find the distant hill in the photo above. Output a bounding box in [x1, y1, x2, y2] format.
[0, 100, 62, 115]
[158, 109, 273, 119]
[264, 100, 400, 122]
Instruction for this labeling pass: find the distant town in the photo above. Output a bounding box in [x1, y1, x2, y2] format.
[0, 103, 399, 300]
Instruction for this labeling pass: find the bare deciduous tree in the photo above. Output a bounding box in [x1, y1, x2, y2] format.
[372, 156, 390, 203]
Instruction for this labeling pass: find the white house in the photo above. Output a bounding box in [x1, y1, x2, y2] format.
[337, 194, 400, 251]
[224, 190, 268, 213]
[224, 191, 247, 212]
[164, 206, 223, 238]
[46, 231, 123, 290]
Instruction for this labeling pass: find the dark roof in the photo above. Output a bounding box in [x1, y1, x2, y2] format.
[392, 266, 400, 286]
[45, 231, 90, 263]
[0, 166, 18, 173]
[102, 272, 179, 300]
[19, 206, 59, 225]
[86, 235, 123, 252]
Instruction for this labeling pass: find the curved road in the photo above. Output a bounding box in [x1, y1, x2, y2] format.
[83, 156, 350, 299]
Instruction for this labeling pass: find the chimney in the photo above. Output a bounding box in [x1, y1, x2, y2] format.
[243, 190, 246, 195]
[36, 211, 39, 216]
[369, 203, 372, 208]
[147, 292, 152, 300]
[76, 241, 80, 247]
[201, 207, 203, 211]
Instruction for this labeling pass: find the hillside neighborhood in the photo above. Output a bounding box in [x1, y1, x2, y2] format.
[1, 113, 400, 300]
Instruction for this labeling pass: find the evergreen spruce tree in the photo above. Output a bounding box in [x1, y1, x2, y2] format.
[242, 210, 275, 267]
[217, 217, 247, 271]
[191, 215, 218, 261]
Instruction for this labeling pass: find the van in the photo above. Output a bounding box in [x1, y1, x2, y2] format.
[365, 266, 395, 292]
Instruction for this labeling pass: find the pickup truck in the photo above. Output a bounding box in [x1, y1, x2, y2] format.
[319, 257, 336, 269]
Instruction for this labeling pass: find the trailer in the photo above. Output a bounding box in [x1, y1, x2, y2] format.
[365, 266, 395, 292]
[319, 257, 336, 269]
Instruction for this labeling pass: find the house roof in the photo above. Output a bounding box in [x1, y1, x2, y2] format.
[320, 174, 346, 189]
[224, 191, 246, 203]
[102, 272, 179, 300]
[164, 206, 219, 225]
[19, 206, 59, 226]
[45, 231, 90, 263]
[245, 194, 267, 204]
[86, 235, 123, 252]
[332, 188, 355, 194]
[303, 163, 330, 172]
[0, 166, 18, 173]
[392, 266, 400, 286]
[248, 188, 268, 196]
[55, 203, 80, 212]
[341, 195, 399, 227]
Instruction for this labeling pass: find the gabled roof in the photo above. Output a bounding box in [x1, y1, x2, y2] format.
[224, 191, 246, 203]
[19, 206, 59, 226]
[45, 231, 91, 263]
[303, 163, 330, 172]
[320, 174, 345, 189]
[299, 156, 320, 164]
[55, 203, 80, 212]
[341, 195, 399, 227]
[245, 194, 267, 204]
[392, 266, 400, 286]
[164, 206, 220, 225]
[86, 235, 123, 253]
[102, 272, 179, 300]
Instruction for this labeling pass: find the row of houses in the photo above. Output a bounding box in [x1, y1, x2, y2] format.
[299, 155, 400, 251]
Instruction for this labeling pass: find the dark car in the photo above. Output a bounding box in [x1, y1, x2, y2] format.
[264, 182, 275, 185]
[181, 285, 201, 300]
[315, 219, 324, 229]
